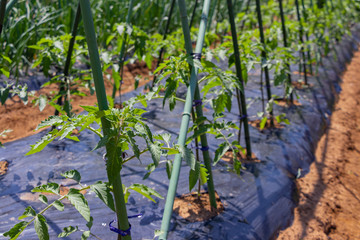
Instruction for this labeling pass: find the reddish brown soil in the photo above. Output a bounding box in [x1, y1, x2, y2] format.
[0, 62, 152, 143]
[275, 98, 302, 107]
[0, 160, 9, 176]
[292, 81, 314, 90]
[173, 191, 224, 222]
[277, 51, 360, 239]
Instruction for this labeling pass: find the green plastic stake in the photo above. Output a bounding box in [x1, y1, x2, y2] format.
[0, 0, 7, 36]
[301, 0, 313, 75]
[278, 0, 293, 102]
[159, 0, 213, 239]
[255, 0, 274, 126]
[295, 0, 308, 85]
[55, 2, 82, 117]
[226, 0, 252, 158]
[79, 1, 131, 240]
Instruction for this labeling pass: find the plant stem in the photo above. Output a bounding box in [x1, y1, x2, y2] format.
[152, 0, 176, 87]
[79, 1, 131, 239]
[278, 0, 293, 102]
[255, 0, 274, 126]
[112, 0, 135, 104]
[159, 0, 213, 239]
[55, 2, 81, 117]
[227, 0, 252, 159]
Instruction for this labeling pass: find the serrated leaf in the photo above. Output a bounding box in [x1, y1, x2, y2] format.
[189, 161, 200, 191]
[0, 87, 9, 104]
[38, 195, 48, 205]
[213, 142, 230, 165]
[199, 164, 208, 185]
[179, 146, 196, 170]
[58, 226, 78, 237]
[32, 183, 60, 195]
[38, 95, 47, 112]
[92, 135, 109, 151]
[26, 134, 56, 155]
[90, 182, 115, 212]
[53, 200, 64, 211]
[34, 215, 49, 240]
[149, 143, 161, 166]
[3, 221, 28, 239]
[128, 183, 163, 202]
[81, 231, 90, 240]
[18, 206, 36, 220]
[61, 170, 81, 183]
[36, 116, 63, 130]
[66, 188, 91, 222]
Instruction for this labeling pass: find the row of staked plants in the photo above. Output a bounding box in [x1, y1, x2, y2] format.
[1, 0, 360, 239]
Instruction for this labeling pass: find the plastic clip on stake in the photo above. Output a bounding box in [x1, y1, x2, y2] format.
[109, 213, 143, 237]
[193, 99, 203, 107]
[239, 114, 248, 120]
[191, 53, 202, 60]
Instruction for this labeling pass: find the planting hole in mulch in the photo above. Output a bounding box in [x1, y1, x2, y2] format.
[274, 98, 302, 107]
[221, 149, 260, 164]
[291, 81, 314, 90]
[173, 191, 224, 222]
[249, 118, 284, 131]
[0, 160, 9, 176]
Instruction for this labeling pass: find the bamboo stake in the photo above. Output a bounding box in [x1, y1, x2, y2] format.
[159, 0, 213, 239]
[189, 0, 198, 29]
[301, 0, 313, 75]
[227, 0, 252, 158]
[79, 1, 131, 240]
[255, 0, 274, 126]
[278, 0, 293, 102]
[55, 2, 81, 117]
[295, 0, 308, 85]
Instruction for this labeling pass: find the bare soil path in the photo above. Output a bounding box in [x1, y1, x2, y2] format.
[277, 51, 360, 239]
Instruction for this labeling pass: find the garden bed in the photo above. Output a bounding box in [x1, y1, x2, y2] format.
[0, 26, 359, 240]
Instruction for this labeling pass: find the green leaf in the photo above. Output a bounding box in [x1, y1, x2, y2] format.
[260, 117, 267, 130]
[18, 206, 36, 220]
[189, 161, 200, 191]
[3, 221, 28, 239]
[53, 200, 64, 211]
[61, 169, 81, 183]
[92, 135, 109, 151]
[66, 188, 91, 222]
[149, 143, 161, 166]
[199, 164, 208, 185]
[90, 182, 115, 212]
[34, 214, 49, 240]
[36, 116, 63, 130]
[179, 146, 196, 170]
[86, 217, 93, 230]
[127, 183, 163, 203]
[81, 231, 90, 240]
[26, 133, 57, 156]
[32, 183, 60, 195]
[213, 142, 230, 165]
[38, 195, 48, 205]
[58, 226, 78, 237]
[38, 95, 48, 112]
[166, 160, 172, 179]
[0, 87, 10, 105]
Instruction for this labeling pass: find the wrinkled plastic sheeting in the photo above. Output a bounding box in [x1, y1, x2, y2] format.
[1, 27, 360, 240]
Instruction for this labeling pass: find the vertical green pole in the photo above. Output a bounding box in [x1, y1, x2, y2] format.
[295, 0, 308, 85]
[301, 0, 313, 75]
[189, 0, 198, 29]
[159, 0, 212, 239]
[0, 0, 7, 37]
[240, 0, 252, 31]
[278, 0, 293, 102]
[79, 1, 131, 240]
[255, 0, 274, 126]
[55, 2, 82, 117]
[112, 0, 135, 100]
[226, 0, 252, 158]
[152, 0, 176, 87]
